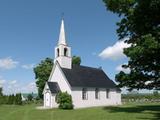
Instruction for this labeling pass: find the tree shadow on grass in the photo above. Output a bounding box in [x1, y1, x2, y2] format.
[103, 104, 160, 120]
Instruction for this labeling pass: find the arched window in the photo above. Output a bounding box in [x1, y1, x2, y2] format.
[57, 48, 59, 57]
[64, 48, 68, 56]
[95, 88, 99, 99]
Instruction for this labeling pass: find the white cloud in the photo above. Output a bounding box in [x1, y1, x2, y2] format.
[0, 57, 19, 70]
[99, 38, 131, 60]
[0, 79, 6, 87]
[116, 64, 130, 73]
[22, 64, 35, 70]
[3, 80, 37, 94]
[0, 76, 6, 87]
[9, 80, 17, 85]
[0, 76, 37, 94]
[20, 82, 37, 93]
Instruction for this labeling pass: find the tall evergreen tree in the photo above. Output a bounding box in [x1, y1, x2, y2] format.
[0, 87, 3, 104]
[15, 93, 22, 105]
[0, 87, 3, 96]
[7, 94, 15, 104]
[103, 0, 160, 90]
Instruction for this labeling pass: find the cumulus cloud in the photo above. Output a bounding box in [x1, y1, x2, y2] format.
[115, 64, 130, 73]
[0, 57, 19, 70]
[22, 64, 35, 70]
[99, 38, 131, 60]
[0, 76, 6, 86]
[0, 76, 37, 94]
[0, 79, 6, 87]
[3, 81, 37, 94]
[9, 80, 17, 85]
[20, 82, 37, 93]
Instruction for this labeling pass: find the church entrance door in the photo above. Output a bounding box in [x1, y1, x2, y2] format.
[45, 92, 51, 107]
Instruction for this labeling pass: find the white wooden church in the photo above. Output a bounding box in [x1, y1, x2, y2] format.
[43, 19, 121, 109]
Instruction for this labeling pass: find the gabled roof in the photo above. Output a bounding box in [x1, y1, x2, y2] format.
[47, 82, 60, 93]
[61, 65, 118, 89]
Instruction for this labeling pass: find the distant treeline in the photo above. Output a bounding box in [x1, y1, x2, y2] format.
[0, 93, 22, 105]
[0, 88, 22, 105]
[122, 91, 160, 103]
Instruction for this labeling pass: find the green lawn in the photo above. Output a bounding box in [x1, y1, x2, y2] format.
[0, 103, 159, 120]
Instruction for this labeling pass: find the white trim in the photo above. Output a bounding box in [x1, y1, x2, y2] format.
[56, 62, 72, 89]
[43, 82, 48, 94]
[48, 61, 71, 90]
[45, 92, 51, 107]
[48, 62, 57, 82]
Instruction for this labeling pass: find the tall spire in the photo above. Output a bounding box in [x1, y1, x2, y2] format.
[54, 17, 72, 69]
[58, 18, 67, 45]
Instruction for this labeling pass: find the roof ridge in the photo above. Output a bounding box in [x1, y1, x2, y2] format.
[72, 65, 103, 71]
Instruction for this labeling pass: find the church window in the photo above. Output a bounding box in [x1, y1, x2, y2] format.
[64, 48, 68, 56]
[95, 88, 100, 99]
[82, 88, 87, 100]
[106, 89, 110, 99]
[57, 48, 59, 57]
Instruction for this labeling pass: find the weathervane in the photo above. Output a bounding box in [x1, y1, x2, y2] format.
[61, 12, 64, 19]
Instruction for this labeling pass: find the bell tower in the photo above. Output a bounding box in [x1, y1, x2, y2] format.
[54, 19, 72, 69]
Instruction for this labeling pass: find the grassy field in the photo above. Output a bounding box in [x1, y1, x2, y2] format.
[0, 103, 159, 120]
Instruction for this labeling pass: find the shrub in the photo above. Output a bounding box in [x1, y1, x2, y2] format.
[56, 92, 73, 109]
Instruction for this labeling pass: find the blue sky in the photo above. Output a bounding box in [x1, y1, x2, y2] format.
[0, 0, 133, 94]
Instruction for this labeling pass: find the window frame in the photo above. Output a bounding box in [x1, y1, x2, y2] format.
[95, 88, 100, 99]
[106, 89, 110, 99]
[82, 88, 88, 100]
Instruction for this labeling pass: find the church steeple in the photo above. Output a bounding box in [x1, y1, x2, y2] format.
[58, 19, 67, 45]
[54, 18, 72, 69]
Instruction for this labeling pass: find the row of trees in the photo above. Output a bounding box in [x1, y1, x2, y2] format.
[122, 91, 160, 102]
[0, 88, 22, 105]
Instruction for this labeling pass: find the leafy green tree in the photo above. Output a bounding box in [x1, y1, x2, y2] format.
[56, 92, 73, 109]
[72, 56, 81, 65]
[27, 94, 33, 101]
[103, 0, 160, 90]
[34, 58, 54, 99]
[34, 56, 81, 99]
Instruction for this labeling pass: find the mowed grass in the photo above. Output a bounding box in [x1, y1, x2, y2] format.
[0, 103, 159, 120]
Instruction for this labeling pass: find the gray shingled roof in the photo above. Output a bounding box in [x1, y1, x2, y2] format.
[47, 82, 60, 93]
[61, 65, 118, 89]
